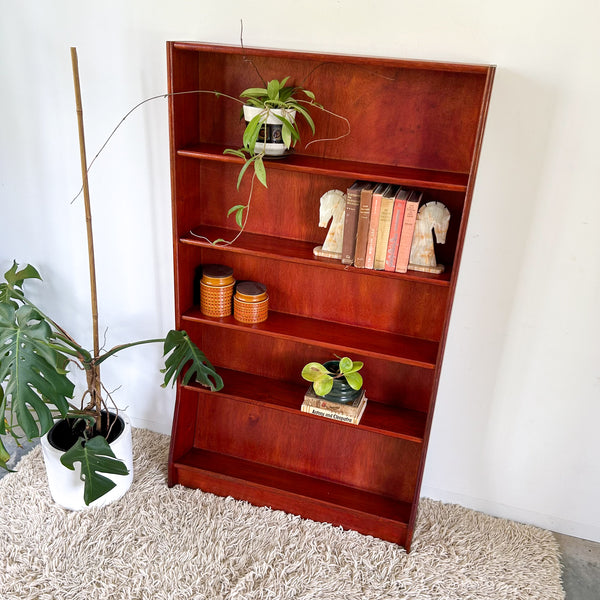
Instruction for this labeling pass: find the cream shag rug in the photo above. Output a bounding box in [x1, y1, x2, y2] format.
[0, 429, 564, 600]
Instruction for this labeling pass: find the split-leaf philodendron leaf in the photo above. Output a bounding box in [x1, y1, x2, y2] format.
[0, 303, 73, 440]
[60, 435, 130, 505]
[161, 329, 223, 392]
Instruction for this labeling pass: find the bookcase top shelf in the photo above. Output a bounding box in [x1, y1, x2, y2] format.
[177, 144, 470, 192]
[171, 41, 493, 76]
[180, 228, 452, 286]
[182, 307, 439, 369]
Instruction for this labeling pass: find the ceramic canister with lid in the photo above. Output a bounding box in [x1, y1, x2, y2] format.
[200, 264, 235, 317]
[233, 281, 269, 323]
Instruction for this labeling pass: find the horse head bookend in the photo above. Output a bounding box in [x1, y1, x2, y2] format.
[408, 201, 451, 274]
[313, 189, 346, 259]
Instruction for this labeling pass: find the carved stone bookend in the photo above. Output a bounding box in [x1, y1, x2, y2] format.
[408, 201, 450, 274]
[313, 189, 347, 259]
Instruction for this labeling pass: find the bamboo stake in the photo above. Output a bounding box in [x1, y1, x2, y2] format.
[71, 47, 102, 414]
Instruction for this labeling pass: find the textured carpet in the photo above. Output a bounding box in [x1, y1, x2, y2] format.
[0, 429, 564, 600]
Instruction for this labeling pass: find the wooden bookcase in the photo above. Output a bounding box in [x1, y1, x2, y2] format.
[166, 41, 494, 551]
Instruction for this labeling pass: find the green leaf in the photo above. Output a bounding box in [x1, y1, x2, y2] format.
[344, 371, 363, 391]
[301, 362, 329, 382]
[243, 113, 265, 153]
[161, 330, 223, 391]
[227, 204, 246, 218]
[294, 104, 316, 135]
[302, 89, 316, 100]
[0, 261, 41, 305]
[60, 436, 129, 506]
[338, 357, 353, 373]
[0, 303, 73, 440]
[313, 374, 334, 397]
[235, 207, 244, 228]
[267, 79, 280, 101]
[253, 157, 267, 188]
[0, 435, 13, 471]
[240, 87, 268, 100]
[4, 261, 41, 288]
[339, 357, 363, 375]
[235, 158, 254, 190]
[223, 148, 248, 159]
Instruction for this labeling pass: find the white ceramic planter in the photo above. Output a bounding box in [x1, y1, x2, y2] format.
[41, 412, 134, 511]
[243, 105, 296, 156]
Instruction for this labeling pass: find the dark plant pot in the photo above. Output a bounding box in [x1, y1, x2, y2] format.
[47, 410, 125, 451]
[319, 360, 362, 405]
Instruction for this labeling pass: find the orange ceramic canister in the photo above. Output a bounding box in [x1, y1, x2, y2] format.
[199, 264, 235, 317]
[233, 281, 269, 323]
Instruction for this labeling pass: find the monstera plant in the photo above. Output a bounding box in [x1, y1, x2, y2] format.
[0, 262, 222, 506]
[0, 48, 222, 508]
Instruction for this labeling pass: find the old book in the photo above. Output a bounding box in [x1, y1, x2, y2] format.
[302, 389, 367, 425]
[394, 190, 423, 273]
[341, 181, 368, 265]
[353, 182, 377, 268]
[373, 184, 399, 270]
[364, 183, 387, 269]
[384, 187, 410, 271]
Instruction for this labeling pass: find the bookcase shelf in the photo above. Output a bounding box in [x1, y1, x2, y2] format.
[182, 308, 439, 369]
[167, 41, 494, 551]
[172, 448, 412, 542]
[181, 227, 453, 286]
[183, 369, 427, 442]
[177, 143, 470, 191]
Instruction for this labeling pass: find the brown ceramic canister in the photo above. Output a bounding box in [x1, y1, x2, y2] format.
[200, 264, 235, 317]
[233, 281, 269, 323]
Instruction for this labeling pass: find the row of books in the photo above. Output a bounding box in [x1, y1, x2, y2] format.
[341, 181, 423, 273]
[301, 387, 367, 425]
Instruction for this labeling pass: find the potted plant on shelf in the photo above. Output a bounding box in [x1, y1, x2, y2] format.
[0, 48, 223, 510]
[222, 77, 322, 229]
[301, 356, 363, 404]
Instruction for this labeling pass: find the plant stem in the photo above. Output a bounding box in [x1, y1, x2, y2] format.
[71, 47, 102, 421]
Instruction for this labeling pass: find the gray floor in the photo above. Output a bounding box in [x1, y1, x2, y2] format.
[556, 533, 600, 600]
[1, 438, 598, 598]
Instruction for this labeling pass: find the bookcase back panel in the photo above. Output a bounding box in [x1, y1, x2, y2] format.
[194, 392, 422, 501]
[173, 162, 468, 284]
[196, 247, 449, 341]
[191, 162, 346, 243]
[170, 45, 490, 174]
[193, 324, 434, 410]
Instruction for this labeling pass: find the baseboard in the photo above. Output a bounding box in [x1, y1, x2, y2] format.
[129, 416, 172, 436]
[420, 485, 600, 544]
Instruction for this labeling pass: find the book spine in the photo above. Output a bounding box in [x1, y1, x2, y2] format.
[364, 187, 384, 269]
[373, 195, 395, 270]
[395, 192, 422, 273]
[384, 194, 407, 271]
[341, 184, 362, 265]
[302, 404, 365, 424]
[353, 186, 374, 268]
[302, 390, 365, 414]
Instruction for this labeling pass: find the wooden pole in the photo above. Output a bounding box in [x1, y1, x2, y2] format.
[71, 47, 102, 413]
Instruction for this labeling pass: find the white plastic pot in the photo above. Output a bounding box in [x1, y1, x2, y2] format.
[41, 412, 133, 511]
[243, 105, 296, 156]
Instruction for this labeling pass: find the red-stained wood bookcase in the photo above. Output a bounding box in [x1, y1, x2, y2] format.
[166, 41, 494, 551]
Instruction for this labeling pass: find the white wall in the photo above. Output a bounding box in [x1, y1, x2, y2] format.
[1, 0, 598, 542]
